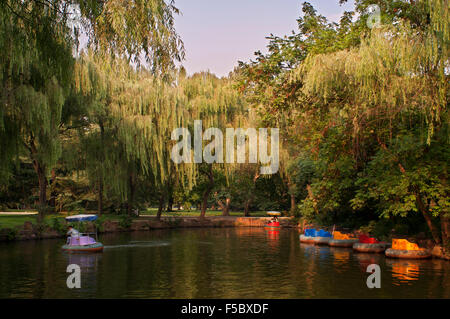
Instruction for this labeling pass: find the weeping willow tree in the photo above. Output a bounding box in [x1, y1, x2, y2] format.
[111, 66, 186, 216]
[70, 51, 116, 214]
[1, 0, 184, 218]
[76, 0, 184, 73]
[288, 0, 448, 244]
[71, 53, 185, 216]
[0, 1, 74, 218]
[73, 66, 251, 218]
[173, 72, 249, 217]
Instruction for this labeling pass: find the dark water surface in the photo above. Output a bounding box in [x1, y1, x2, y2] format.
[0, 228, 449, 298]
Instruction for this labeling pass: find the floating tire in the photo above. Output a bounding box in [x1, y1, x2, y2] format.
[299, 235, 316, 244]
[385, 248, 431, 259]
[329, 239, 359, 248]
[313, 237, 332, 245]
[353, 242, 387, 253]
[62, 242, 104, 253]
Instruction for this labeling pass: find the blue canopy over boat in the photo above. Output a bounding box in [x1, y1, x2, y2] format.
[304, 228, 332, 237]
[65, 214, 98, 222]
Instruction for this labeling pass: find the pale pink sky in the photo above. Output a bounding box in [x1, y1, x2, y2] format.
[174, 0, 355, 77]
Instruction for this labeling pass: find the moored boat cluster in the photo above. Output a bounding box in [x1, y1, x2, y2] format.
[299, 229, 432, 259]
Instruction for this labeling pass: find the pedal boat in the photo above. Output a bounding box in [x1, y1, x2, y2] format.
[265, 211, 281, 229]
[62, 235, 104, 252]
[62, 214, 104, 253]
[353, 234, 388, 253]
[385, 239, 431, 259]
[313, 229, 332, 245]
[299, 228, 332, 244]
[329, 231, 358, 247]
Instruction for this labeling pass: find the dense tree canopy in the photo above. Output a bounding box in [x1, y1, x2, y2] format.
[0, 0, 184, 218]
[237, 0, 448, 245]
[0, 0, 448, 250]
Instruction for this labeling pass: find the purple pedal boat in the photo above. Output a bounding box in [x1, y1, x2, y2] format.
[62, 215, 104, 253]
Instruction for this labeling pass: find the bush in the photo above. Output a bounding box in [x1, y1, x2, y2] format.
[166, 217, 181, 227]
[93, 216, 106, 232]
[48, 217, 67, 235]
[119, 215, 132, 229]
[6, 228, 18, 241]
[35, 222, 48, 237]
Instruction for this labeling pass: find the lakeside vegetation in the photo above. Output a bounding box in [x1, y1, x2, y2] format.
[0, 210, 269, 229]
[0, 1, 448, 251]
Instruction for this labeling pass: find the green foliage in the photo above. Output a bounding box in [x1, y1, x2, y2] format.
[48, 217, 67, 235]
[165, 217, 181, 227]
[118, 215, 133, 230]
[239, 0, 448, 243]
[0, 0, 185, 217]
[352, 133, 449, 219]
[0, 0, 447, 245]
[93, 216, 106, 233]
[34, 222, 48, 237]
[6, 228, 18, 241]
[359, 219, 394, 241]
[77, 0, 185, 73]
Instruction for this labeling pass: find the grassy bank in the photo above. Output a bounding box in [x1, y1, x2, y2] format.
[0, 210, 269, 230]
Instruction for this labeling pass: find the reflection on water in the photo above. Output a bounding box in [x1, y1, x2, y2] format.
[331, 247, 351, 273]
[355, 253, 383, 273]
[265, 229, 280, 250]
[386, 259, 421, 285]
[266, 230, 280, 240]
[64, 252, 102, 269]
[0, 228, 449, 298]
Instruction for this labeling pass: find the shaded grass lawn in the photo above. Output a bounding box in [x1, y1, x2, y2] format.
[0, 215, 37, 228]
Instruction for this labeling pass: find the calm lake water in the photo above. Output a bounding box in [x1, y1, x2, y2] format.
[0, 228, 449, 298]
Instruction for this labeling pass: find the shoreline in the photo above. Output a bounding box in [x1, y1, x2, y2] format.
[0, 216, 296, 241]
[1, 216, 449, 261]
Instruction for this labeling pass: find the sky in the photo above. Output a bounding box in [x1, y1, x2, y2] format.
[174, 0, 355, 77]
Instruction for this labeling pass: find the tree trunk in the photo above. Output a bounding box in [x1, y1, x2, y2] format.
[98, 178, 103, 216]
[127, 173, 135, 216]
[49, 168, 56, 208]
[200, 166, 214, 218]
[218, 197, 231, 216]
[244, 171, 260, 217]
[290, 193, 296, 215]
[441, 214, 450, 254]
[415, 191, 441, 245]
[244, 200, 251, 217]
[157, 194, 164, 220]
[98, 120, 105, 215]
[287, 176, 296, 215]
[28, 136, 48, 221]
[224, 197, 230, 216]
[377, 136, 442, 245]
[33, 160, 47, 221]
[167, 194, 174, 212]
[200, 190, 210, 218]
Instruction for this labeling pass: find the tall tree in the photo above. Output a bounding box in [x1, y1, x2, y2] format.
[1, 0, 184, 218]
